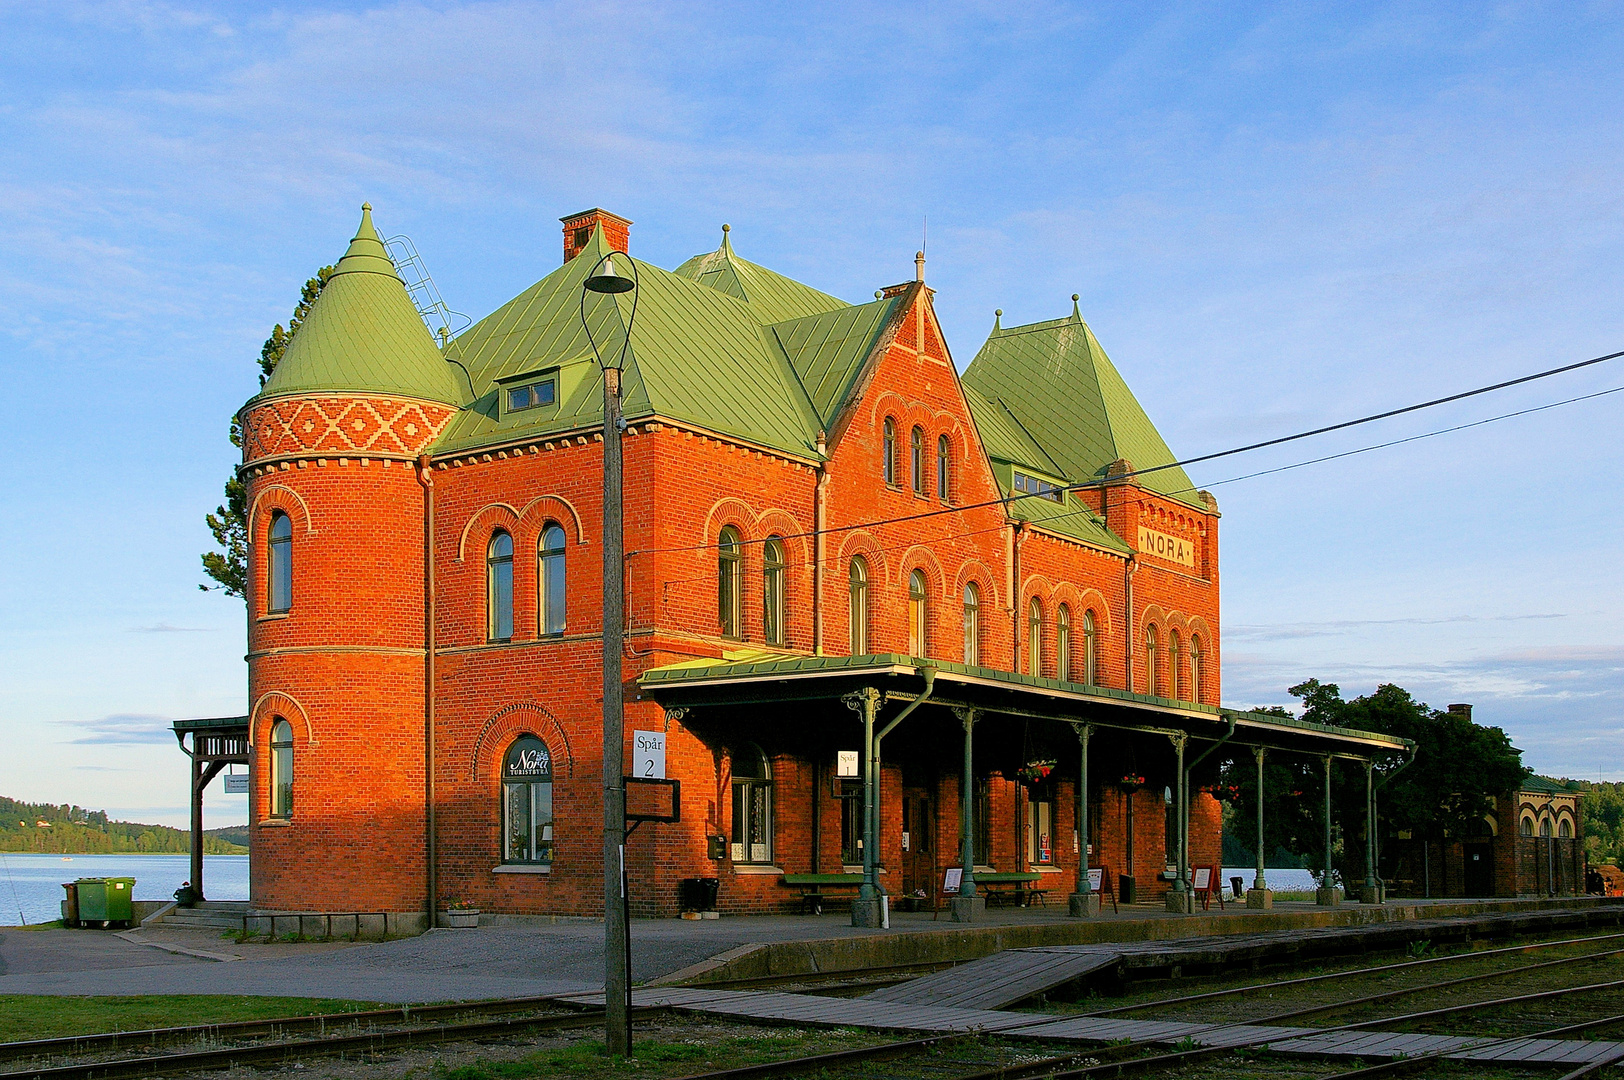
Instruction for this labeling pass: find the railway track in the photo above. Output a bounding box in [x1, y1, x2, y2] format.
[669, 935, 1624, 1080]
[0, 1004, 668, 1080]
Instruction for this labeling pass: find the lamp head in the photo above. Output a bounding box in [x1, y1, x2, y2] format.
[584, 254, 636, 295]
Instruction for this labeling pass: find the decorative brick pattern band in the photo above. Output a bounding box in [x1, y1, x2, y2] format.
[243, 395, 457, 464]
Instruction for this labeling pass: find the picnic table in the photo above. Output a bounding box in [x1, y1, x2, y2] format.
[781, 873, 864, 915]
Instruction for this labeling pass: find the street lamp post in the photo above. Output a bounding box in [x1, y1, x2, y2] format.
[582, 251, 638, 1059]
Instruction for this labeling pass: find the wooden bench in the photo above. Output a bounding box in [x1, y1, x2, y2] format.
[780, 873, 864, 915]
[974, 871, 1045, 907]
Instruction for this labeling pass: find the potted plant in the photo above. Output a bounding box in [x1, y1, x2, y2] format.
[441, 899, 479, 928]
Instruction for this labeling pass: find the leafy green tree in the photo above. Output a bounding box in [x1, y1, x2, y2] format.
[1574, 781, 1624, 866]
[1219, 680, 1526, 887]
[200, 267, 333, 597]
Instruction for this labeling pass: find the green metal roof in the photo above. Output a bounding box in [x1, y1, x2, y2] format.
[963, 303, 1203, 510]
[639, 652, 1408, 752]
[434, 228, 825, 457]
[768, 297, 903, 425]
[256, 206, 462, 406]
[1521, 775, 1580, 795]
[171, 715, 249, 732]
[673, 228, 848, 326]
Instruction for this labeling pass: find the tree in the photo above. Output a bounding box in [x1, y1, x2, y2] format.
[1219, 680, 1526, 887]
[200, 267, 334, 597]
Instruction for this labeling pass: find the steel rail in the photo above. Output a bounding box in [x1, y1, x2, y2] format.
[1084, 929, 1624, 1018]
[668, 1033, 972, 1080]
[0, 994, 583, 1064]
[0, 1007, 669, 1080]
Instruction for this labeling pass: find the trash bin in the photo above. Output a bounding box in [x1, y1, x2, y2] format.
[61, 882, 79, 927]
[75, 877, 136, 927]
[679, 877, 720, 912]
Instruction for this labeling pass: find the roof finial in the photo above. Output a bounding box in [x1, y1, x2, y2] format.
[915, 250, 926, 282]
[1071, 293, 1081, 320]
[874, 290, 883, 300]
[993, 309, 1002, 331]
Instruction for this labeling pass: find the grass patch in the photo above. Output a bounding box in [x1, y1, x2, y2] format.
[9, 920, 65, 931]
[433, 1028, 881, 1079]
[0, 994, 388, 1042]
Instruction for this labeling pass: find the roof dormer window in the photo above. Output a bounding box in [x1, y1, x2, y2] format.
[1013, 471, 1065, 502]
[504, 377, 557, 414]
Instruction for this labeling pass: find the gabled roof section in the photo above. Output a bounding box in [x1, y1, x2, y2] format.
[963, 303, 1203, 509]
[434, 227, 823, 457]
[256, 205, 462, 406]
[673, 227, 848, 326]
[767, 297, 903, 426]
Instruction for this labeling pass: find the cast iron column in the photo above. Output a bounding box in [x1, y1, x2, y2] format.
[1253, 747, 1267, 892]
[1167, 734, 1190, 913]
[601, 364, 628, 1057]
[1069, 724, 1095, 916]
[952, 707, 980, 921]
[1317, 755, 1339, 905]
[1363, 759, 1378, 903]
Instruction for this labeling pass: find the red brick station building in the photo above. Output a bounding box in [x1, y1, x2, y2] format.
[174, 206, 1413, 931]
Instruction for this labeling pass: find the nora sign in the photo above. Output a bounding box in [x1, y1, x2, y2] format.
[1137, 526, 1196, 569]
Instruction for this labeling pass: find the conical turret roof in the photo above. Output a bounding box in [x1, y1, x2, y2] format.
[257, 205, 462, 405]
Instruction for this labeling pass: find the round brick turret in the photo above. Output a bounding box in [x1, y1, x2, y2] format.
[239, 206, 462, 927]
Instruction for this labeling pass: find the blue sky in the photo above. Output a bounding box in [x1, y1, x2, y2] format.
[1, 2, 1621, 828]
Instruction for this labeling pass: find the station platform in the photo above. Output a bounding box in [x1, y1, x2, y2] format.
[0, 895, 1616, 1005]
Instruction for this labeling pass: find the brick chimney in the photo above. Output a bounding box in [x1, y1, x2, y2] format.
[1448, 703, 1473, 720]
[561, 208, 632, 263]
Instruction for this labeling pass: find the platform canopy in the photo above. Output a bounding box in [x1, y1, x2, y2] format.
[639, 652, 1409, 759]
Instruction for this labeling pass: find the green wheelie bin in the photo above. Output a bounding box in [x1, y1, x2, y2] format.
[75, 877, 136, 927]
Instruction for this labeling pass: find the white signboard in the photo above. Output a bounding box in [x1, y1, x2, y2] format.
[836, 750, 860, 778]
[943, 867, 963, 894]
[632, 730, 666, 779]
[223, 774, 249, 794]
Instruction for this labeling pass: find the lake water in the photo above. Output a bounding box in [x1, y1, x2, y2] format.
[0, 853, 249, 926]
[1222, 866, 1318, 892]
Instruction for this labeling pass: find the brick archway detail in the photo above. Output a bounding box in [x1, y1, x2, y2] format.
[250, 690, 317, 746]
[517, 494, 588, 545]
[471, 702, 575, 781]
[455, 502, 522, 562]
[897, 545, 947, 598]
[248, 485, 316, 536]
[835, 530, 889, 582]
[954, 559, 1000, 610]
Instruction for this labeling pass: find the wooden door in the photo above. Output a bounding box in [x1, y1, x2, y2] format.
[901, 789, 934, 897]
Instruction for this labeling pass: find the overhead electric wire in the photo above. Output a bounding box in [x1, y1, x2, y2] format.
[626, 345, 1623, 561]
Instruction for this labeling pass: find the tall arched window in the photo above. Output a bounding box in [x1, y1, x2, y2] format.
[502, 735, 554, 864]
[718, 526, 742, 638]
[1540, 818, 1553, 838]
[487, 531, 514, 642]
[1027, 598, 1044, 676]
[910, 426, 925, 494]
[1169, 629, 1183, 701]
[1083, 609, 1098, 686]
[908, 569, 928, 657]
[962, 582, 980, 664]
[882, 418, 897, 485]
[539, 524, 566, 636]
[268, 511, 293, 613]
[762, 537, 786, 646]
[1057, 604, 1072, 682]
[1189, 636, 1203, 703]
[1144, 624, 1160, 697]
[269, 718, 293, 818]
[1520, 815, 1535, 837]
[937, 434, 950, 502]
[1559, 818, 1573, 839]
[848, 558, 869, 654]
[731, 744, 773, 864]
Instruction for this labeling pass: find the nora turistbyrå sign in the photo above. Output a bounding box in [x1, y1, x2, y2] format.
[1137, 526, 1196, 569]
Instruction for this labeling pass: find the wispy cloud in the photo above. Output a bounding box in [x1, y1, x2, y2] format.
[128, 623, 212, 634]
[56, 714, 174, 746]
[1227, 613, 1570, 642]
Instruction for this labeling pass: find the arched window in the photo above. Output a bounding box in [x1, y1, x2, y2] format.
[908, 569, 928, 657]
[1559, 818, 1573, 839]
[882, 418, 897, 485]
[1540, 818, 1553, 838]
[718, 526, 742, 638]
[1027, 598, 1044, 676]
[1520, 815, 1535, 837]
[1083, 609, 1098, 687]
[1189, 636, 1203, 703]
[762, 538, 786, 646]
[269, 718, 293, 818]
[962, 582, 980, 665]
[487, 531, 514, 642]
[539, 524, 566, 636]
[910, 426, 925, 494]
[1057, 604, 1072, 682]
[1144, 624, 1160, 697]
[502, 735, 554, 864]
[268, 511, 293, 613]
[937, 434, 950, 502]
[848, 558, 869, 654]
[730, 744, 773, 864]
[1169, 629, 1183, 701]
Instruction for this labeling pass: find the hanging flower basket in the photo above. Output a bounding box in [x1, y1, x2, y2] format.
[1017, 759, 1057, 786]
[1118, 774, 1147, 792]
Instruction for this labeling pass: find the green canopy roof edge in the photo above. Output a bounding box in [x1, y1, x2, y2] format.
[172, 715, 250, 732]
